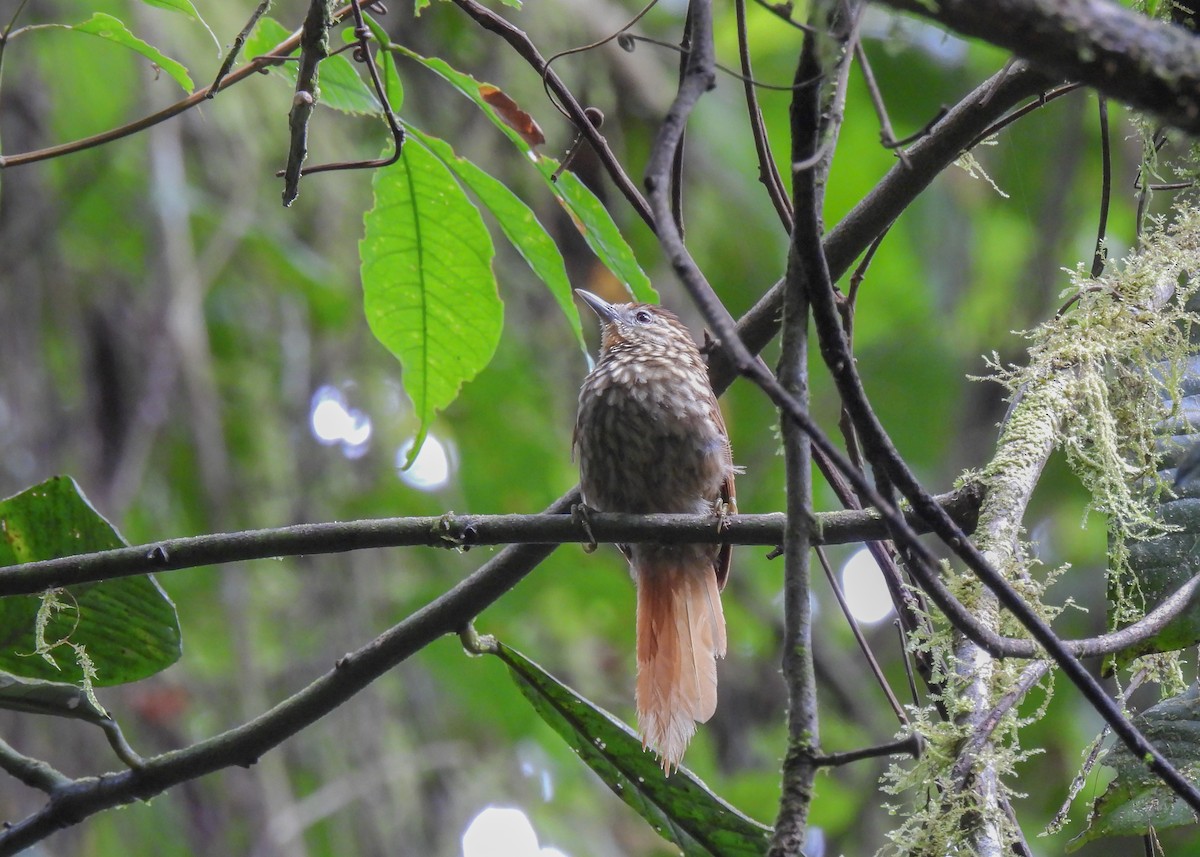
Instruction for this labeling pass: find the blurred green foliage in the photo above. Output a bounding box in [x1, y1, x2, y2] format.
[1, 0, 1197, 855]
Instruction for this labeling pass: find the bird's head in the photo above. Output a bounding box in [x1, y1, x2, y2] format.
[575, 289, 693, 357]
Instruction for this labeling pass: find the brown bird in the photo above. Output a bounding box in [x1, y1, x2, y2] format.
[573, 289, 736, 772]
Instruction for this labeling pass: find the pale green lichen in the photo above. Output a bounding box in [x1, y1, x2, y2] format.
[955, 148, 1009, 199]
[31, 589, 105, 716]
[881, 204, 1200, 856]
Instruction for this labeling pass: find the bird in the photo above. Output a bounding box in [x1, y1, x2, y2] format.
[572, 289, 736, 772]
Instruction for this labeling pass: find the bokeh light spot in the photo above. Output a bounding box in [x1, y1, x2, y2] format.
[397, 434, 453, 491]
[839, 548, 895, 625]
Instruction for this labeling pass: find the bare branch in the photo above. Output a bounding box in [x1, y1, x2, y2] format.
[0, 738, 71, 794]
[0, 489, 984, 597]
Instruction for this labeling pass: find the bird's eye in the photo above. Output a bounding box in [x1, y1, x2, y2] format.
[634, 309, 653, 324]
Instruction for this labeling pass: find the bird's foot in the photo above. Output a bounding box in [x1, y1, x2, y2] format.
[572, 502, 599, 553]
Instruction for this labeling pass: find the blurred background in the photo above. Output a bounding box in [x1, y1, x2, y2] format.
[0, 0, 1186, 854]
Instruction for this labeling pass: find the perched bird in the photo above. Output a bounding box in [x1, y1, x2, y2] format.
[573, 289, 736, 771]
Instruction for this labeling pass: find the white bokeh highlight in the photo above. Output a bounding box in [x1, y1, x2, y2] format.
[461, 806, 568, 857]
[839, 547, 895, 625]
[397, 435, 452, 491]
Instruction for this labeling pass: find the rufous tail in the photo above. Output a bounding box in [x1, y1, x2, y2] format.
[634, 560, 727, 772]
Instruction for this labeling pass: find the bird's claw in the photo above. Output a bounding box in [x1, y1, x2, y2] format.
[713, 498, 733, 533]
[572, 502, 599, 553]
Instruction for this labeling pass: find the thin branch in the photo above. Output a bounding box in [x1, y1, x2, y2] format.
[620, 33, 824, 92]
[814, 734, 922, 767]
[1046, 666, 1149, 835]
[951, 660, 1051, 789]
[0, 4, 369, 170]
[964, 82, 1082, 153]
[276, 11, 407, 182]
[208, 0, 274, 94]
[0, 491, 985, 597]
[539, 0, 662, 120]
[280, 0, 334, 206]
[854, 38, 911, 168]
[0, 738, 71, 793]
[1091, 96, 1112, 278]
[816, 546, 908, 725]
[450, 0, 654, 229]
[735, 0, 793, 230]
[0, 492, 578, 856]
[874, 0, 1200, 135]
[772, 23, 824, 852]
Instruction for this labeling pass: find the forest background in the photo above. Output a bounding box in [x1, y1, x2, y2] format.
[2, 0, 1199, 855]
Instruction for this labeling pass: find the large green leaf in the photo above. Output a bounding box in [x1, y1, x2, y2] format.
[483, 638, 772, 856]
[360, 140, 503, 465]
[392, 46, 656, 303]
[1070, 684, 1200, 850]
[58, 13, 193, 93]
[406, 125, 588, 359]
[0, 477, 182, 687]
[246, 17, 382, 115]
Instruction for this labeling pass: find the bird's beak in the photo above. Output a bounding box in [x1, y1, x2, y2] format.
[575, 289, 621, 322]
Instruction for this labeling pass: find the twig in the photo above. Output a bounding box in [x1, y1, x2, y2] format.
[1091, 96, 1111, 278]
[896, 619, 921, 708]
[854, 38, 911, 169]
[620, 34, 825, 92]
[750, 0, 818, 33]
[964, 82, 1082, 152]
[816, 546, 908, 724]
[538, 0, 661, 120]
[281, 0, 333, 206]
[814, 734, 922, 767]
[450, 0, 654, 229]
[208, 0, 274, 94]
[735, 0, 792, 230]
[1046, 666, 1149, 835]
[0, 738, 71, 793]
[951, 660, 1050, 789]
[275, 9, 406, 182]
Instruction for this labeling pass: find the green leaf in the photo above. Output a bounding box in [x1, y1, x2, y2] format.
[407, 125, 588, 359]
[547, 168, 657, 304]
[487, 639, 772, 856]
[139, 0, 220, 52]
[63, 13, 193, 93]
[1070, 684, 1200, 850]
[392, 46, 656, 303]
[247, 17, 382, 115]
[360, 140, 503, 465]
[0, 477, 182, 687]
